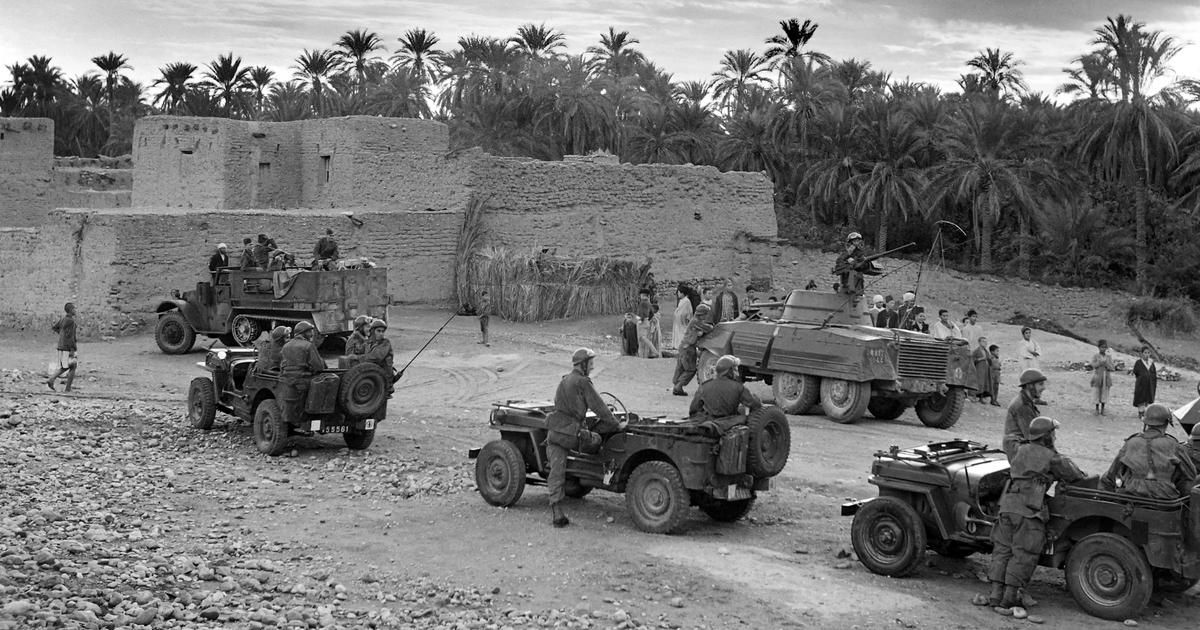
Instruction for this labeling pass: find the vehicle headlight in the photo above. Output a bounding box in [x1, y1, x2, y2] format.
[216, 350, 227, 361]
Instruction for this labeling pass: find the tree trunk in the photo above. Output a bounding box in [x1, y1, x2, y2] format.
[1134, 181, 1149, 294]
[1017, 214, 1031, 278]
[980, 215, 993, 272]
[876, 207, 889, 252]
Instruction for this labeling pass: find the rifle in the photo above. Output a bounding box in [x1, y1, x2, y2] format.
[831, 242, 916, 276]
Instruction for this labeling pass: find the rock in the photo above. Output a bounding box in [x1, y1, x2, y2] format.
[1123, 621, 1138, 627]
[668, 597, 684, 608]
[133, 607, 158, 625]
[1, 600, 36, 615]
[200, 608, 221, 620]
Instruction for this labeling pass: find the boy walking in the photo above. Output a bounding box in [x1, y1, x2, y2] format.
[47, 302, 78, 392]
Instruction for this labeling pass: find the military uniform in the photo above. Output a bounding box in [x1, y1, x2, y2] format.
[545, 368, 621, 504]
[345, 329, 368, 356]
[278, 337, 326, 426]
[989, 441, 1085, 592]
[672, 302, 714, 393]
[255, 337, 286, 373]
[688, 376, 762, 435]
[833, 243, 869, 297]
[1100, 428, 1196, 499]
[1002, 390, 1040, 460]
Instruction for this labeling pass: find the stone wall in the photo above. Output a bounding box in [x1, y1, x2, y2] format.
[0, 118, 54, 227]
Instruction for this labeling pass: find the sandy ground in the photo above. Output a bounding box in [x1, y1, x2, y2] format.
[2, 304, 1198, 629]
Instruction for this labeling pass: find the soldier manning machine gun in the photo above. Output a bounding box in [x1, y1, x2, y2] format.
[830, 242, 915, 277]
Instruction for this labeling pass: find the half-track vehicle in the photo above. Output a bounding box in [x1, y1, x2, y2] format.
[697, 290, 976, 428]
[187, 346, 390, 455]
[469, 398, 792, 534]
[842, 439, 1200, 620]
[155, 266, 389, 354]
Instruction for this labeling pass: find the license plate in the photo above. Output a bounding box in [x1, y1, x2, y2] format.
[729, 485, 752, 500]
[364, 418, 375, 430]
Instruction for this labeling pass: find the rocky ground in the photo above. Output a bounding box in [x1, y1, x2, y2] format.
[2, 294, 1200, 629]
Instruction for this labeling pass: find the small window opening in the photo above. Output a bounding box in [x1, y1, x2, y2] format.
[319, 155, 331, 185]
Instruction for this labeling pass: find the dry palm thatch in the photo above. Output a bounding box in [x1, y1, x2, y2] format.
[470, 246, 650, 321]
[454, 194, 489, 308]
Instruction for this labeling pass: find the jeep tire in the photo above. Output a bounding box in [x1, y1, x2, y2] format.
[344, 428, 376, 450]
[475, 440, 526, 507]
[915, 388, 965, 429]
[626, 461, 689, 534]
[187, 377, 217, 430]
[699, 497, 755, 522]
[338, 363, 389, 419]
[820, 378, 870, 423]
[746, 406, 790, 477]
[851, 495, 927, 577]
[772, 372, 819, 414]
[1066, 532, 1153, 621]
[155, 311, 196, 354]
[253, 399, 289, 456]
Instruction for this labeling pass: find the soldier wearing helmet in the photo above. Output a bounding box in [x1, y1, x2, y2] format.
[254, 325, 292, 374]
[278, 321, 327, 427]
[345, 315, 372, 356]
[978, 415, 1086, 614]
[832, 232, 870, 298]
[687, 355, 763, 437]
[1001, 369, 1046, 460]
[545, 348, 626, 528]
[1100, 403, 1196, 499]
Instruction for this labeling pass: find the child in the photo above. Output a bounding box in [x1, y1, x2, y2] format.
[988, 344, 1002, 406]
[637, 316, 660, 359]
[620, 313, 638, 356]
[477, 290, 491, 346]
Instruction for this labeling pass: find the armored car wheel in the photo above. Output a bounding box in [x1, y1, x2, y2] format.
[626, 461, 689, 534]
[187, 377, 217, 430]
[339, 363, 389, 419]
[155, 311, 196, 354]
[344, 428, 375, 450]
[772, 372, 819, 414]
[564, 477, 593, 499]
[746, 406, 790, 477]
[699, 497, 755, 522]
[252, 400, 289, 456]
[1066, 533, 1153, 621]
[868, 397, 907, 420]
[820, 378, 870, 423]
[231, 314, 262, 347]
[475, 440, 526, 507]
[915, 388, 965, 429]
[696, 350, 720, 384]
[851, 496, 927, 577]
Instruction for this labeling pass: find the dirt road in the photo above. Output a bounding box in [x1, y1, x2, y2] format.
[2, 306, 1197, 629]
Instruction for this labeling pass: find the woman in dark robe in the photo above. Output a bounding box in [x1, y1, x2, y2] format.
[971, 336, 992, 403]
[1132, 346, 1158, 420]
[620, 313, 639, 356]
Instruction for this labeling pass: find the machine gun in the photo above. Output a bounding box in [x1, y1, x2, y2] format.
[831, 242, 916, 276]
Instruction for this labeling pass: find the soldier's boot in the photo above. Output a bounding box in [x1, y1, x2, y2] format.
[551, 502, 570, 528]
[1018, 588, 1037, 607]
[988, 582, 1005, 607]
[993, 585, 1021, 615]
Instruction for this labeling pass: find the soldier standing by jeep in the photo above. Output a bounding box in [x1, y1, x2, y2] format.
[977, 416, 1086, 618]
[671, 301, 713, 396]
[1100, 403, 1196, 499]
[1002, 369, 1045, 460]
[546, 348, 624, 528]
[278, 321, 325, 427]
[688, 355, 761, 436]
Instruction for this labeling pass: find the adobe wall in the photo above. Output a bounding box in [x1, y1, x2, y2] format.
[0, 118, 54, 227]
[469, 155, 778, 287]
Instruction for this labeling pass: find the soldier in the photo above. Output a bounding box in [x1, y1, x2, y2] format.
[672, 301, 714, 396]
[208, 243, 229, 272]
[546, 348, 625, 527]
[832, 232, 870, 297]
[345, 315, 371, 356]
[252, 234, 275, 269]
[1002, 369, 1045, 460]
[360, 319, 394, 376]
[254, 325, 290, 374]
[239, 238, 255, 270]
[1100, 403, 1196, 499]
[45, 302, 78, 392]
[976, 416, 1086, 617]
[313, 228, 340, 263]
[278, 321, 326, 427]
[688, 355, 762, 436]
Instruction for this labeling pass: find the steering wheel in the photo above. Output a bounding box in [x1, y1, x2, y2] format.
[599, 391, 628, 419]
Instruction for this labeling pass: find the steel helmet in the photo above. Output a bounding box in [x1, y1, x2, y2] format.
[270, 325, 290, 341]
[369, 318, 387, 331]
[572, 347, 597, 365]
[353, 315, 371, 328]
[1143, 403, 1172, 427]
[846, 231, 863, 242]
[1018, 368, 1046, 387]
[715, 354, 740, 374]
[1191, 422, 1200, 446]
[1028, 416, 1060, 440]
[293, 321, 315, 336]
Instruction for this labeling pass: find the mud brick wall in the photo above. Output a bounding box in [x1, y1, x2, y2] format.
[0, 118, 54, 227]
[469, 156, 777, 287]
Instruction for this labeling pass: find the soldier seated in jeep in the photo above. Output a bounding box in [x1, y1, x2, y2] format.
[1100, 403, 1196, 499]
[254, 326, 289, 374]
[689, 355, 761, 437]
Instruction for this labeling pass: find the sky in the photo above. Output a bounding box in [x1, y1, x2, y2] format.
[2, 0, 1198, 98]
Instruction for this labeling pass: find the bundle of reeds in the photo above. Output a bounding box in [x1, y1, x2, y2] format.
[469, 246, 649, 321]
[454, 195, 488, 309]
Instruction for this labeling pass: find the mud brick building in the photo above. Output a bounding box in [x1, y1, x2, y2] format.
[0, 115, 778, 336]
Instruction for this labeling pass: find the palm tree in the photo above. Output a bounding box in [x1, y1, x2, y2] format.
[247, 66, 275, 118]
[843, 100, 927, 251]
[265, 81, 311, 122]
[152, 62, 197, 113]
[90, 52, 130, 135]
[510, 23, 567, 59]
[830, 58, 889, 103]
[202, 53, 250, 116]
[392, 28, 444, 86]
[586, 27, 645, 77]
[366, 68, 432, 118]
[965, 48, 1027, 98]
[1091, 14, 1180, 102]
[293, 48, 340, 116]
[711, 49, 769, 116]
[673, 80, 710, 105]
[335, 28, 384, 94]
[1057, 52, 1115, 100]
[763, 18, 830, 68]
[68, 74, 107, 156]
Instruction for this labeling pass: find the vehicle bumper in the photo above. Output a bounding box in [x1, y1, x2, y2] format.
[841, 499, 869, 516]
